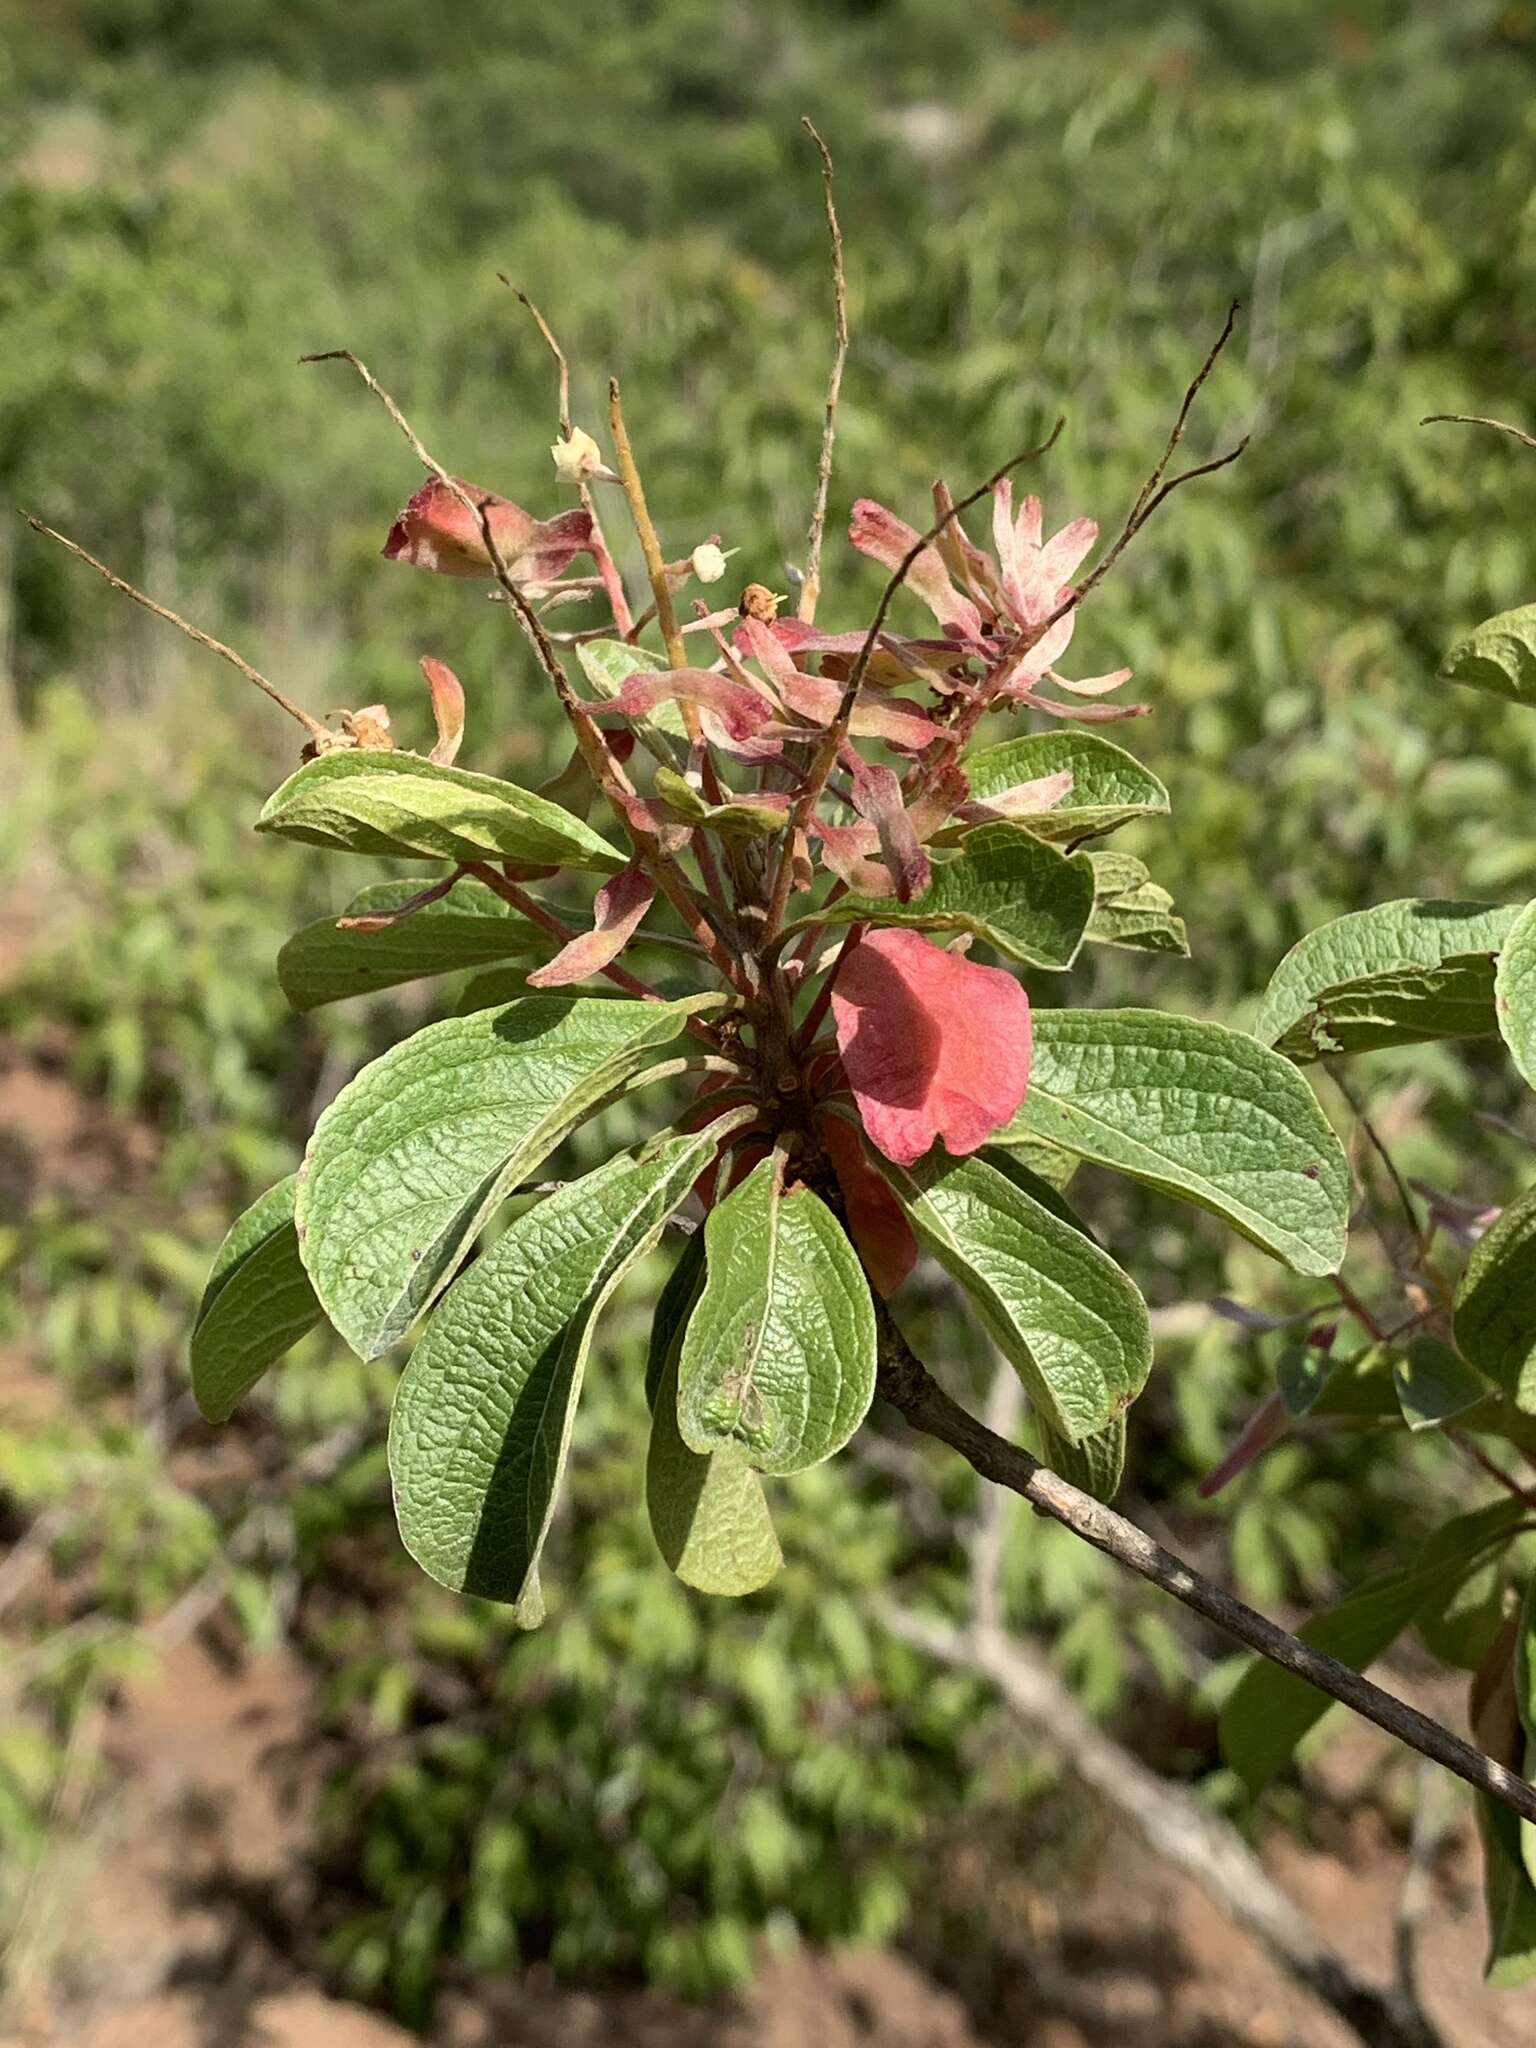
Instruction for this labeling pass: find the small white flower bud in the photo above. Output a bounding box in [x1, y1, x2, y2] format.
[550, 426, 604, 484]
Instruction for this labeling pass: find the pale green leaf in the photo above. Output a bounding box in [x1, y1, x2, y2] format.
[1441, 602, 1536, 707]
[1392, 1334, 1488, 1432]
[190, 1176, 323, 1422]
[277, 877, 543, 1012]
[960, 731, 1169, 842]
[257, 749, 624, 872]
[297, 991, 727, 1359]
[1035, 1413, 1127, 1502]
[388, 1129, 718, 1606]
[998, 1009, 1350, 1276]
[883, 1152, 1150, 1444]
[1084, 876, 1189, 957]
[798, 822, 1095, 970]
[678, 1159, 876, 1475]
[645, 1238, 782, 1596]
[1456, 1187, 1536, 1413]
[1479, 1791, 1536, 1987]
[1255, 900, 1522, 1061]
[652, 767, 788, 840]
[1495, 897, 1536, 1091]
[1220, 1499, 1525, 1797]
[577, 638, 687, 763]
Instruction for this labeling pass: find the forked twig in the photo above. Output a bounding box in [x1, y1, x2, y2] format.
[799, 118, 848, 625]
[1027, 305, 1249, 648]
[16, 514, 332, 746]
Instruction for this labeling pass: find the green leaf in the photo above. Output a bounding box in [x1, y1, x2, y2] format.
[645, 1238, 783, 1596]
[1035, 1413, 1127, 1502]
[190, 1176, 323, 1423]
[297, 992, 727, 1359]
[1417, 1550, 1508, 1671]
[1441, 602, 1536, 707]
[1254, 899, 1523, 1061]
[1275, 1342, 1335, 1419]
[960, 731, 1170, 842]
[677, 1159, 876, 1475]
[1517, 1583, 1536, 1893]
[1495, 898, 1536, 1091]
[882, 1152, 1151, 1444]
[388, 1129, 719, 1607]
[454, 966, 536, 1014]
[257, 750, 624, 872]
[1479, 1791, 1536, 1987]
[1393, 1335, 1489, 1432]
[1083, 860, 1189, 957]
[799, 823, 1095, 970]
[1220, 1499, 1525, 1797]
[989, 1131, 1080, 1193]
[577, 638, 687, 762]
[651, 767, 788, 841]
[1456, 1187, 1536, 1412]
[1305, 1343, 1403, 1422]
[998, 1009, 1350, 1276]
[277, 877, 544, 1012]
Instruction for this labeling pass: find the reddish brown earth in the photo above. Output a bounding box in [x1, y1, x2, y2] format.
[1, 1634, 1530, 2048]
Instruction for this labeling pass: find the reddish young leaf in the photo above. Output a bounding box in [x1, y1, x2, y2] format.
[818, 1109, 919, 1298]
[420, 657, 465, 765]
[383, 477, 592, 583]
[843, 752, 931, 903]
[525, 863, 656, 988]
[830, 927, 1033, 1167]
[1196, 1392, 1289, 1500]
[735, 618, 941, 750]
[849, 499, 985, 641]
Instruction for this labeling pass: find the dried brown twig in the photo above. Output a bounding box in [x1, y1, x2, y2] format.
[798, 118, 848, 626]
[1422, 411, 1536, 454]
[1026, 303, 1249, 650]
[16, 514, 333, 746]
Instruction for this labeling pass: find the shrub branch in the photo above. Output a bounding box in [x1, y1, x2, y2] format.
[873, 1302, 1536, 1830]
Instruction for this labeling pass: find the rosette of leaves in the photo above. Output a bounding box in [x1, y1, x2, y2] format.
[187, 448, 1350, 1621]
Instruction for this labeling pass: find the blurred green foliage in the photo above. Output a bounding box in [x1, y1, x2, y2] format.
[6, 0, 1536, 2019]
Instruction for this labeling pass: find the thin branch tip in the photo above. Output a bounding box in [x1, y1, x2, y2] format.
[798, 115, 848, 625]
[19, 510, 329, 741]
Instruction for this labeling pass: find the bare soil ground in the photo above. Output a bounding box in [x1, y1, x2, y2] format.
[2, 1633, 1530, 2048]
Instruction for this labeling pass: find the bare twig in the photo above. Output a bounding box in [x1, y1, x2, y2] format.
[503, 279, 633, 633]
[798, 118, 848, 625]
[1024, 306, 1248, 650]
[873, 1304, 1536, 1829]
[1330, 1063, 1426, 1256]
[1447, 1429, 1536, 1510]
[761, 422, 1064, 941]
[607, 378, 687, 674]
[505, 280, 572, 432]
[1422, 412, 1536, 454]
[17, 514, 332, 746]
